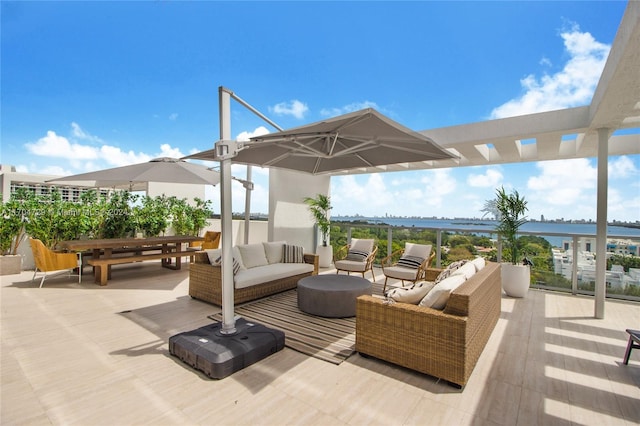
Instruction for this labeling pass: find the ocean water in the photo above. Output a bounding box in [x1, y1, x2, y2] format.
[332, 217, 640, 247]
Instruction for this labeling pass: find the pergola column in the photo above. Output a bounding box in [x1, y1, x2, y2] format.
[594, 128, 610, 319]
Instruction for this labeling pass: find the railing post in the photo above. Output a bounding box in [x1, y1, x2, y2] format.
[387, 226, 392, 263]
[572, 236, 579, 295]
[436, 230, 442, 268]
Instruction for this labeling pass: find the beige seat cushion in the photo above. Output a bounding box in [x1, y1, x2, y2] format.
[383, 265, 419, 281]
[334, 259, 369, 272]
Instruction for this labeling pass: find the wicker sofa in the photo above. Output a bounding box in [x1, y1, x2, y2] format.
[189, 242, 319, 306]
[355, 261, 501, 388]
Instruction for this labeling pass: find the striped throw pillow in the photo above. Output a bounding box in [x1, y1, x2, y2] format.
[214, 255, 241, 274]
[283, 244, 304, 263]
[434, 259, 468, 284]
[345, 249, 369, 262]
[397, 255, 425, 269]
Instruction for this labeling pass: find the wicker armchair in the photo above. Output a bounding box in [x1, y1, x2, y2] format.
[381, 243, 436, 293]
[29, 237, 80, 288]
[201, 231, 221, 250]
[334, 238, 378, 281]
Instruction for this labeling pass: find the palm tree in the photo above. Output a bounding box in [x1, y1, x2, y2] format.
[303, 194, 332, 247]
[494, 187, 528, 264]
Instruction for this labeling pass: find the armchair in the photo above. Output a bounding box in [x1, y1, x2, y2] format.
[381, 243, 435, 293]
[201, 231, 221, 250]
[29, 238, 80, 288]
[334, 238, 378, 281]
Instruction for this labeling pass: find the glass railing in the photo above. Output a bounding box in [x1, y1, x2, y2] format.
[330, 221, 640, 303]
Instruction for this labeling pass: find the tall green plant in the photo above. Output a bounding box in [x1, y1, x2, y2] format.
[304, 194, 332, 246]
[0, 189, 29, 255]
[494, 186, 528, 264]
[133, 195, 170, 237]
[102, 191, 137, 238]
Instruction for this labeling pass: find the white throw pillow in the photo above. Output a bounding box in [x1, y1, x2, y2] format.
[237, 243, 268, 269]
[404, 243, 432, 260]
[451, 262, 476, 280]
[386, 281, 435, 304]
[350, 238, 374, 254]
[263, 241, 286, 264]
[204, 248, 222, 265]
[419, 274, 466, 310]
[471, 257, 486, 272]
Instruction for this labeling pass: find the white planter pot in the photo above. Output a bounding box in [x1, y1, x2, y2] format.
[316, 245, 333, 268]
[501, 263, 530, 298]
[0, 255, 22, 276]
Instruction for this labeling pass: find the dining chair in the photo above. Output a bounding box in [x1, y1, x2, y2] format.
[29, 237, 81, 288]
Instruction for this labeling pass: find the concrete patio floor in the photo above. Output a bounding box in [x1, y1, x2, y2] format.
[2, 261, 639, 425]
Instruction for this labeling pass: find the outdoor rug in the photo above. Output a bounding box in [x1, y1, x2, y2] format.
[208, 281, 386, 365]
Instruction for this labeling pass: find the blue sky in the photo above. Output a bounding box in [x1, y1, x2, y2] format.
[2, 1, 638, 222]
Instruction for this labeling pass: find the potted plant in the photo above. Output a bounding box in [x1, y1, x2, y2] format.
[304, 194, 332, 268]
[0, 195, 27, 275]
[494, 186, 530, 297]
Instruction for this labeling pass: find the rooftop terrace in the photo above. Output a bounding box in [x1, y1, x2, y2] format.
[2, 261, 639, 425]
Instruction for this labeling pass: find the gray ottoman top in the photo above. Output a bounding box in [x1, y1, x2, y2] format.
[298, 274, 371, 291]
[297, 275, 372, 318]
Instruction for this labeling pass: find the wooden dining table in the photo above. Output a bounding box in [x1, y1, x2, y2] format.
[58, 235, 204, 285]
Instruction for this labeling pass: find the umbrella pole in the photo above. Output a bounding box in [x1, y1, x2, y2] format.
[219, 87, 236, 335]
[243, 166, 252, 244]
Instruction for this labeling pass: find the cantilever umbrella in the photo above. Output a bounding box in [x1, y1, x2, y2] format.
[47, 157, 221, 189]
[184, 107, 457, 335]
[184, 108, 455, 174]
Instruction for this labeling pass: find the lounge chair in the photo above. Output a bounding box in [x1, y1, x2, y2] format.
[334, 238, 377, 281]
[29, 237, 80, 288]
[381, 242, 435, 293]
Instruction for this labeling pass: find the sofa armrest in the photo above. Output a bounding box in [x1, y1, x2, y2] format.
[425, 267, 443, 281]
[304, 253, 319, 275]
[193, 251, 211, 264]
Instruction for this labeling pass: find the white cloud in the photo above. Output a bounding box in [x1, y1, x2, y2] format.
[71, 122, 103, 143]
[526, 159, 598, 219]
[99, 145, 151, 167]
[490, 24, 610, 118]
[331, 169, 460, 217]
[609, 155, 637, 179]
[169, 113, 178, 121]
[25, 131, 98, 160]
[236, 126, 270, 142]
[40, 165, 73, 176]
[467, 168, 503, 188]
[270, 100, 308, 119]
[320, 101, 380, 117]
[157, 143, 185, 159]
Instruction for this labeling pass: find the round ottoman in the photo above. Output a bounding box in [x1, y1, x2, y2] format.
[297, 275, 373, 318]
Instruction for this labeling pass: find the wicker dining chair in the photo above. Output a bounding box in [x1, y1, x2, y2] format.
[201, 231, 221, 250]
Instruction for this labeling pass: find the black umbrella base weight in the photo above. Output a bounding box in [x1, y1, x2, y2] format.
[169, 318, 284, 379]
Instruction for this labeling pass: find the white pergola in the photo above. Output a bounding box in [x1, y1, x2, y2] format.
[322, 2, 640, 318]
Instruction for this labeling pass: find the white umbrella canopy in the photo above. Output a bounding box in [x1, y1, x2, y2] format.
[184, 108, 456, 174]
[47, 157, 221, 189]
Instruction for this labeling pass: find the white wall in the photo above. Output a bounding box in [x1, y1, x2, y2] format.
[268, 169, 330, 253]
[201, 218, 268, 246]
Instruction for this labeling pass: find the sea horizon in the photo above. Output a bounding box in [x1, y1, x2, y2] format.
[331, 216, 640, 248]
